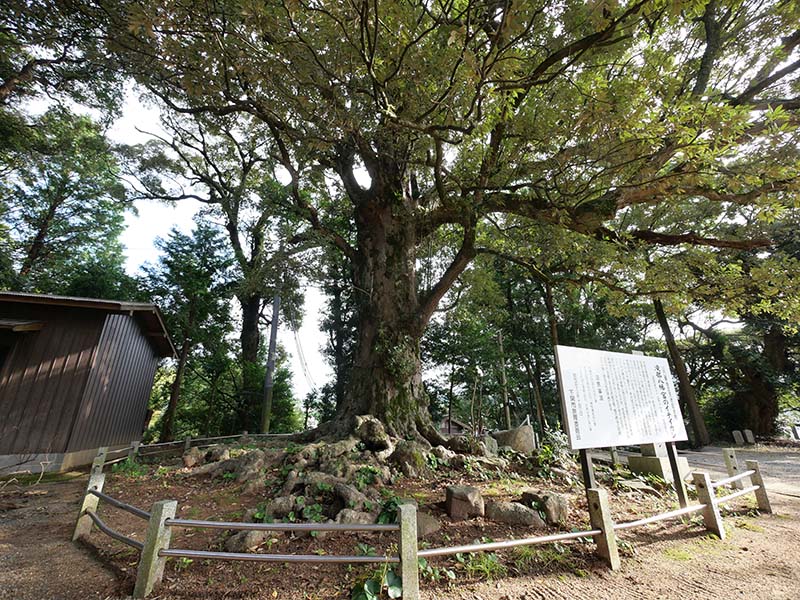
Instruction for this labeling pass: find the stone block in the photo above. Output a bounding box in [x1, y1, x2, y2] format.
[743, 429, 756, 444]
[640, 443, 667, 457]
[627, 455, 690, 484]
[732, 430, 745, 445]
[445, 485, 484, 520]
[416, 511, 441, 538]
[521, 490, 569, 526]
[485, 501, 545, 527]
[491, 424, 535, 455]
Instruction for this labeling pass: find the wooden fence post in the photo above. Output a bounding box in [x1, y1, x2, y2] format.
[398, 503, 420, 600]
[91, 447, 108, 476]
[745, 460, 772, 514]
[128, 441, 141, 462]
[722, 448, 743, 490]
[133, 499, 177, 599]
[692, 472, 726, 540]
[73, 471, 105, 541]
[183, 438, 191, 451]
[586, 487, 620, 570]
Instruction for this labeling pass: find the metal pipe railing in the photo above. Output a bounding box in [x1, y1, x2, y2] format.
[85, 510, 144, 551]
[159, 548, 399, 564]
[89, 489, 151, 520]
[712, 470, 755, 489]
[716, 485, 760, 505]
[165, 518, 400, 532]
[417, 528, 601, 558]
[614, 503, 706, 531]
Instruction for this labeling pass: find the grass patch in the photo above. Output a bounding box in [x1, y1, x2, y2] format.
[663, 547, 692, 561]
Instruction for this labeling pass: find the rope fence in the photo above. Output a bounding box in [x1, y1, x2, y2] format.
[72, 446, 773, 599]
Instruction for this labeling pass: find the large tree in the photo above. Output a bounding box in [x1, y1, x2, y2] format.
[125, 112, 308, 431]
[0, 106, 130, 293]
[88, 0, 799, 440]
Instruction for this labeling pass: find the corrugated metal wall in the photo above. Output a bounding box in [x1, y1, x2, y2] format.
[66, 314, 160, 451]
[0, 308, 104, 455]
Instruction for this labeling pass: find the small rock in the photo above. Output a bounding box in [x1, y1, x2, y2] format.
[334, 482, 369, 511]
[521, 490, 569, 526]
[355, 415, 392, 451]
[317, 437, 360, 464]
[445, 485, 484, 520]
[305, 471, 346, 489]
[281, 470, 303, 495]
[481, 435, 499, 457]
[205, 445, 231, 462]
[335, 509, 376, 525]
[266, 495, 296, 519]
[416, 511, 441, 538]
[446, 436, 482, 455]
[242, 476, 266, 494]
[432, 445, 457, 462]
[225, 530, 268, 553]
[390, 440, 431, 478]
[491, 425, 536, 455]
[182, 447, 204, 468]
[486, 501, 546, 527]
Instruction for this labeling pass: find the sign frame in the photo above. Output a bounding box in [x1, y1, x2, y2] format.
[555, 345, 688, 451]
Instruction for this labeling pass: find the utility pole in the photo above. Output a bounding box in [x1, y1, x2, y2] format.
[260, 295, 280, 434]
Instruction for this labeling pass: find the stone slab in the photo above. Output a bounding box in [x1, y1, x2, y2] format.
[640, 443, 667, 457]
[732, 430, 745, 445]
[627, 455, 690, 484]
[743, 429, 756, 444]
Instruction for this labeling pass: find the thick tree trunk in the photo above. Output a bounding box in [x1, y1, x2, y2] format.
[330, 192, 436, 441]
[653, 298, 710, 447]
[238, 293, 263, 431]
[161, 337, 191, 442]
[734, 326, 786, 436]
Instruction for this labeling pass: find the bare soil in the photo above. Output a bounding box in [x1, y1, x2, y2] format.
[1, 450, 798, 600]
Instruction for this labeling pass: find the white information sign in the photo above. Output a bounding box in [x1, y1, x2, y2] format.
[555, 345, 688, 450]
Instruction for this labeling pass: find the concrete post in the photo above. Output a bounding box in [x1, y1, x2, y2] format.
[128, 441, 141, 462]
[608, 446, 620, 467]
[692, 472, 725, 540]
[91, 447, 108, 476]
[398, 503, 420, 600]
[586, 488, 620, 570]
[722, 447, 744, 490]
[133, 500, 177, 599]
[745, 460, 772, 514]
[73, 472, 105, 541]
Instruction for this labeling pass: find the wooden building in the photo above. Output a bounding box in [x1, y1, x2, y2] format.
[0, 292, 174, 474]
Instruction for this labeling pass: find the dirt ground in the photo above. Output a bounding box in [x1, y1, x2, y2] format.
[1, 453, 798, 600]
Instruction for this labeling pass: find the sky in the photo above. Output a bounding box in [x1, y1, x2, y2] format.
[109, 90, 332, 401]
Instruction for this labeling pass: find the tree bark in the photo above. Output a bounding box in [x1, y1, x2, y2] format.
[329, 188, 448, 442]
[653, 297, 710, 446]
[160, 337, 191, 442]
[238, 293, 263, 430]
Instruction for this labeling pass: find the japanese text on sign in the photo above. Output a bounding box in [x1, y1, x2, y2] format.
[555, 345, 688, 450]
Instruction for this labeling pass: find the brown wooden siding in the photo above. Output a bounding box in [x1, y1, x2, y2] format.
[0, 308, 104, 455]
[66, 314, 159, 451]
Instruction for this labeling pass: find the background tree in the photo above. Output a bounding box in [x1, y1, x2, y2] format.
[0, 106, 130, 294]
[142, 222, 235, 441]
[125, 112, 308, 431]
